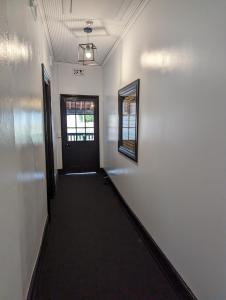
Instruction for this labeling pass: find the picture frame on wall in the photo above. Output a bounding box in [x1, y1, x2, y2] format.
[118, 79, 140, 162]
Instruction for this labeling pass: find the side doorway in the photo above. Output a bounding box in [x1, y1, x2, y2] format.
[60, 95, 100, 173]
[42, 64, 55, 220]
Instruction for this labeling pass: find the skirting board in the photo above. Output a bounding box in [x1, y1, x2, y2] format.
[101, 168, 197, 300]
[26, 217, 49, 300]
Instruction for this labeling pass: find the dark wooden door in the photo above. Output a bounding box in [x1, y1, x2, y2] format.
[42, 64, 55, 220]
[61, 95, 100, 173]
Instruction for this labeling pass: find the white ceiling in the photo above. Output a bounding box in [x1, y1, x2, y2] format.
[42, 0, 145, 65]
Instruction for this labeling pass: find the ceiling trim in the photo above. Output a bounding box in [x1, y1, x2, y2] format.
[37, 0, 54, 58]
[102, 0, 150, 66]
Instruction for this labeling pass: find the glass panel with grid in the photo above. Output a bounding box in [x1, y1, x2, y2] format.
[121, 95, 136, 153]
[66, 100, 95, 142]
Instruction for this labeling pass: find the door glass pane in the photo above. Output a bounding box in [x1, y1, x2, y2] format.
[77, 128, 85, 134]
[67, 128, 76, 134]
[71, 101, 76, 108]
[86, 134, 94, 141]
[85, 115, 94, 127]
[66, 101, 76, 114]
[67, 115, 75, 127]
[77, 133, 86, 141]
[65, 100, 96, 143]
[76, 115, 85, 127]
[66, 101, 72, 110]
[77, 129, 85, 141]
[86, 128, 94, 134]
[68, 134, 76, 142]
[75, 101, 85, 114]
[85, 101, 95, 114]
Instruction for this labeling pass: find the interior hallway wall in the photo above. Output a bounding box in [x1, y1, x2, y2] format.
[103, 1, 226, 299]
[0, 0, 53, 299]
[52, 62, 103, 169]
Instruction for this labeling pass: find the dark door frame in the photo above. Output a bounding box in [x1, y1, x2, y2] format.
[42, 64, 55, 220]
[60, 94, 100, 173]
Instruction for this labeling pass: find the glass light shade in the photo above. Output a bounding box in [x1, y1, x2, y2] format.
[78, 43, 97, 65]
[85, 46, 92, 59]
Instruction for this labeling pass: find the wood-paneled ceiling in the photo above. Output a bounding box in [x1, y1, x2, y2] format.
[42, 0, 145, 65]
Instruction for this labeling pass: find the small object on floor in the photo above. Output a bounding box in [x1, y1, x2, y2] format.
[104, 175, 110, 185]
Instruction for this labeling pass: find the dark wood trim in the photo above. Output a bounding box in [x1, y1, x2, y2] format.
[101, 168, 198, 300]
[60, 93, 100, 98]
[42, 64, 55, 220]
[60, 94, 100, 173]
[57, 169, 65, 175]
[26, 218, 49, 300]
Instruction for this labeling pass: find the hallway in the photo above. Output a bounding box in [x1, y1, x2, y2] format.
[32, 173, 185, 300]
[2, 0, 226, 299]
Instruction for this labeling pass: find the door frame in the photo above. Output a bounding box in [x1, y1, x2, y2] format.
[60, 94, 100, 173]
[42, 64, 55, 220]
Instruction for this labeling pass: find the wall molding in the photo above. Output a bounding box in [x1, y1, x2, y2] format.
[26, 217, 49, 300]
[101, 168, 198, 300]
[37, 0, 54, 59]
[102, 0, 150, 66]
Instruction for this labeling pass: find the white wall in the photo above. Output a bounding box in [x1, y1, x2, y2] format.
[0, 0, 52, 299]
[103, 1, 226, 299]
[52, 62, 103, 169]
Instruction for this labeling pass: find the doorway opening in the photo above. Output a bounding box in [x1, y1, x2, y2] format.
[60, 95, 100, 173]
[42, 64, 55, 220]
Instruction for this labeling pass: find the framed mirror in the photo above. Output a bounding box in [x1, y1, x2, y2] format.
[118, 79, 140, 162]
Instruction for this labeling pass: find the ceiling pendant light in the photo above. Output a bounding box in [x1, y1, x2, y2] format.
[85, 45, 92, 59]
[78, 21, 97, 65]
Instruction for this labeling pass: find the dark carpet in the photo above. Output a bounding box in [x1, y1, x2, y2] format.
[32, 172, 186, 300]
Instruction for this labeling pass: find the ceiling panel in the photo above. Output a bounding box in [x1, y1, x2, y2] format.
[42, 0, 145, 65]
[64, 0, 126, 19]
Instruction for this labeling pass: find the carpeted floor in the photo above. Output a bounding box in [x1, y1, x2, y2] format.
[32, 172, 187, 300]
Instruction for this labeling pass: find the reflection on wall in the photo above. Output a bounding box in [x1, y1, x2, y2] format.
[141, 48, 194, 72]
[0, 34, 32, 63]
[0, 0, 52, 299]
[14, 98, 43, 146]
[17, 171, 44, 183]
[107, 113, 118, 141]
